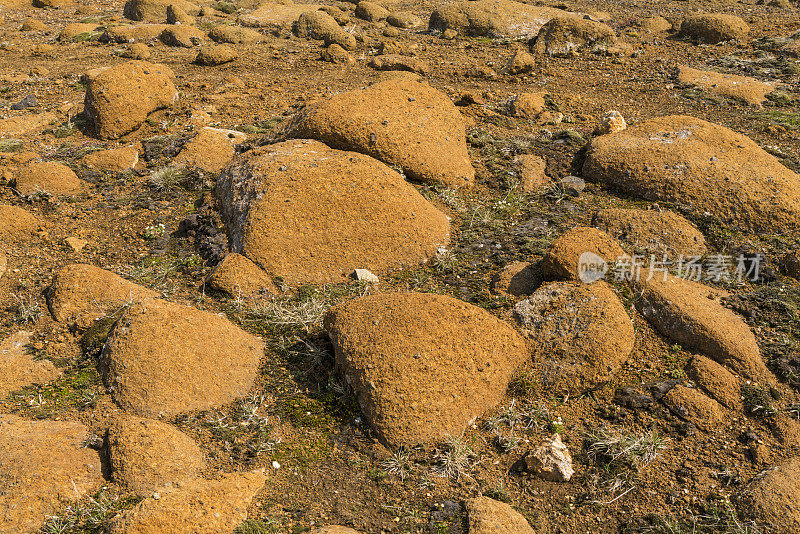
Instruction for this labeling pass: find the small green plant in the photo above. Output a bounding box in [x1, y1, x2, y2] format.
[141, 223, 166, 241]
[13, 294, 42, 324]
[741, 384, 777, 417]
[433, 246, 458, 273]
[39, 488, 142, 533]
[0, 138, 23, 152]
[548, 416, 565, 435]
[212, 1, 237, 13]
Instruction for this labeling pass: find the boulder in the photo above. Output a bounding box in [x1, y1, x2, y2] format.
[355, 0, 388, 21]
[514, 281, 634, 393]
[0, 205, 42, 243]
[321, 43, 355, 64]
[46, 264, 157, 326]
[465, 496, 536, 534]
[172, 127, 237, 173]
[530, 16, 616, 56]
[679, 13, 748, 43]
[634, 272, 774, 385]
[662, 385, 727, 432]
[491, 261, 539, 297]
[540, 226, 625, 282]
[84, 61, 178, 140]
[286, 78, 474, 187]
[369, 54, 430, 74]
[159, 25, 206, 47]
[0, 331, 60, 398]
[505, 48, 535, 74]
[429, 0, 576, 39]
[293, 10, 356, 49]
[595, 110, 627, 135]
[509, 91, 547, 119]
[0, 415, 103, 533]
[738, 457, 800, 533]
[100, 298, 263, 417]
[0, 112, 58, 137]
[124, 0, 200, 22]
[216, 139, 450, 286]
[239, 2, 323, 29]
[686, 355, 742, 410]
[513, 154, 549, 192]
[582, 115, 800, 232]
[324, 292, 527, 446]
[521, 434, 574, 482]
[386, 11, 421, 28]
[59, 22, 101, 41]
[591, 208, 707, 257]
[81, 146, 139, 171]
[677, 66, 774, 107]
[14, 161, 82, 196]
[208, 25, 266, 44]
[108, 471, 266, 533]
[195, 44, 239, 65]
[107, 414, 205, 494]
[205, 252, 280, 298]
[102, 24, 171, 43]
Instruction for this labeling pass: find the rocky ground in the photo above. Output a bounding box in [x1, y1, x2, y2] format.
[1, 0, 800, 531]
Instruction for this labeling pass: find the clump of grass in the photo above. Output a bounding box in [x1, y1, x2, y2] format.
[741, 384, 777, 417]
[0, 139, 23, 152]
[382, 448, 416, 481]
[212, 1, 237, 13]
[583, 426, 666, 504]
[149, 166, 189, 192]
[433, 434, 477, 479]
[39, 488, 141, 533]
[433, 246, 458, 273]
[13, 294, 42, 324]
[248, 297, 329, 332]
[625, 497, 763, 533]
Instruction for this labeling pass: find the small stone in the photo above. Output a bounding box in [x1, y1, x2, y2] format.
[521, 434, 574, 481]
[121, 43, 152, 60]
[352, 269, 379, 283]
[10, 95, 37, 110]
[65, 236, 87, 252]
[321, 43, 355, 64]
[505, 48, 535, 75]
[272, 460, 280, 469]
[442, 28, 457, 39]
[514, 154, 548, 192]
[558, 175, 585, 196]
[595, 110, 626, 135]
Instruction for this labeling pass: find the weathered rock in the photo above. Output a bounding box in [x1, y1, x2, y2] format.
[634, 272, 774, 385]
[172, 127, 237, 172]
[0, 112, 58, 137]
[59, 22, 101, 41]
[386, 11, 421, 28]
[595, 110, 626, 135]
[540, 226, 625, 282]
[464, 496, 536, 534]
[208, 25, 266, 44]
[582, 115, 800, 232]
[206, 252, 280, 298]
[355, 0, 388, 21]
[216, 139, 450, 286]
[0, 415, 103, 533]
[286, 78, 474, 187]
[531, 16, 616, 56]
[108, 470, 266, 533]
[639, 15, 672, 34]
[159, 24, 205, 47]
[677, 66, 774, 107]
[491, 261, 539, 297]
[738, 457, 800, 533]
[20, 19, 49, 31]
[509, 91, 547, 119]
[429, 0, 576, 39]
[107, 414, 205, 494]
[0, 331, 61, 398]
[81, 146, 139, 171]
[592, 208, 707, 257]
[662, 385, 726, 432]
[124, 0, 200, 22]
[522, 434, 574, 482]
[514, 281, 634, 393]
[100, 298, 264, 417]
[0, 205, 41, 245]
[686, 355, 742, 410]
[239, 2, 323, 30]
[321, 43, 355, 64]
[505, 48, 535, 74]
[166, 4, 193, 24]
[318, 5, 350, 25]
[194, 44, 238, 66]
[679, 13, 749, 43]
[369, 54, 430, 74]
[102, 24, 171, 43]
[324, 292, 527, 446]
[513, 154, 549, 192]
[14, 161, 82, 196]
[47, 264, 157, 326]
[84, 61, 178, 140]
[294, 10, 357, 49]
[121, 42, 153, 60]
